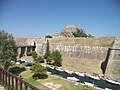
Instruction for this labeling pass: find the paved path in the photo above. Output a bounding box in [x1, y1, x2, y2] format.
[0, 85, 6, 90]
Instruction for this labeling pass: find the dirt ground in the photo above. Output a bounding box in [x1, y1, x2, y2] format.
[62, 57, 103, 75]
[21, 56, 103, 75]
[20, 56, 33, 62]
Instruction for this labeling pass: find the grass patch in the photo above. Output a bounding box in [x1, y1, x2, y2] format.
[20, 69, 97, 90]
[20, 69, 50, 90]
[25, 76, 40, 87]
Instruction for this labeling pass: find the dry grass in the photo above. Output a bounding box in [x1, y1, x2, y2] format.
[62, 57, 103, 75]
[20, 56, 103, 75]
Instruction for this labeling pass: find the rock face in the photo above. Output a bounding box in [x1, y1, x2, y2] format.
[105, 37, 120, 82]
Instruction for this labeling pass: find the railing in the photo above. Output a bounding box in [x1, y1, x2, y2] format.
[0, 67, 40, 90]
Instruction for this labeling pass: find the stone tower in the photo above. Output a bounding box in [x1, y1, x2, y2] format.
[105, 36, 120, 82]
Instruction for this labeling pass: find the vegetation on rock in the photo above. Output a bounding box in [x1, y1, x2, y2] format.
[73, 29, 88, 37]
[45, 35, 52, 38]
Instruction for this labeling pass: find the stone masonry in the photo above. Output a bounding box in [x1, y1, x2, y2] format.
[105, 37, 120, 82]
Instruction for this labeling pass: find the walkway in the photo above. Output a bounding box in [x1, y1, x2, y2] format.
[0, 85, 6, 90]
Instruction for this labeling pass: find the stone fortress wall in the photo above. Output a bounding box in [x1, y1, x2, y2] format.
[49, 44, 108, 60]
[15, 36, 120, 82]
[46, 37, 120, 82]
[47, 37, 114, 60]
[105, 37, 120, 82]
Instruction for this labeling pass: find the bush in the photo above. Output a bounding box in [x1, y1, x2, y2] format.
[26, 52, 33, 56]
[32, 73, 48, 80]
[9, 67, 26, 76]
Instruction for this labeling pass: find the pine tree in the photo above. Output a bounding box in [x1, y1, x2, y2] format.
[0, 30, 17, 69]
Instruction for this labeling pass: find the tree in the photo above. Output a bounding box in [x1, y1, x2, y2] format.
[0, 30, 17, 69]
[46, 50, 62, 66]
[35, 56, 44, 63]
[73, 29, 88, 37]
[45, 35, 52, 38]
[46, 55, 52, 64]
[32, 51, 38, 60]
[44, 40, 50, 59]
[44, 51, 50, 59]
[30, 62, 47, 79]
[31, 51, 45, 63]
[51, 50, 62, 66]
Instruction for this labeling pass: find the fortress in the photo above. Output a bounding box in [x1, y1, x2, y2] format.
[15, 25, 120, 83]
[59, 25, 85, 37]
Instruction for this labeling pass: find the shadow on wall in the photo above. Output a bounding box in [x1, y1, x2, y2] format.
[101, 48, 111, 74]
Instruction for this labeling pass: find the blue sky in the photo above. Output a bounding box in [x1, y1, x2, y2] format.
[0, 0, 120, 38]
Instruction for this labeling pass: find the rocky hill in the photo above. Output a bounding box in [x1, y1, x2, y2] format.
[59, 25, 87, 37]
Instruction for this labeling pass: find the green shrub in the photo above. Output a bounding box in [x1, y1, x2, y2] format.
[32, 51, 38, 60]
[44, 51, 50, 59]
[31, 62, 47, 80]
[35, 56, 44, 63]
[73, 29, 88, 37]
[51, 50, 62, 67]
[46, 55, 52, 64]
[32, 73, 48, 80]
[9, 67, 26, 76]
[45, 50, 62, 66]
[26, 52, 33, 56]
